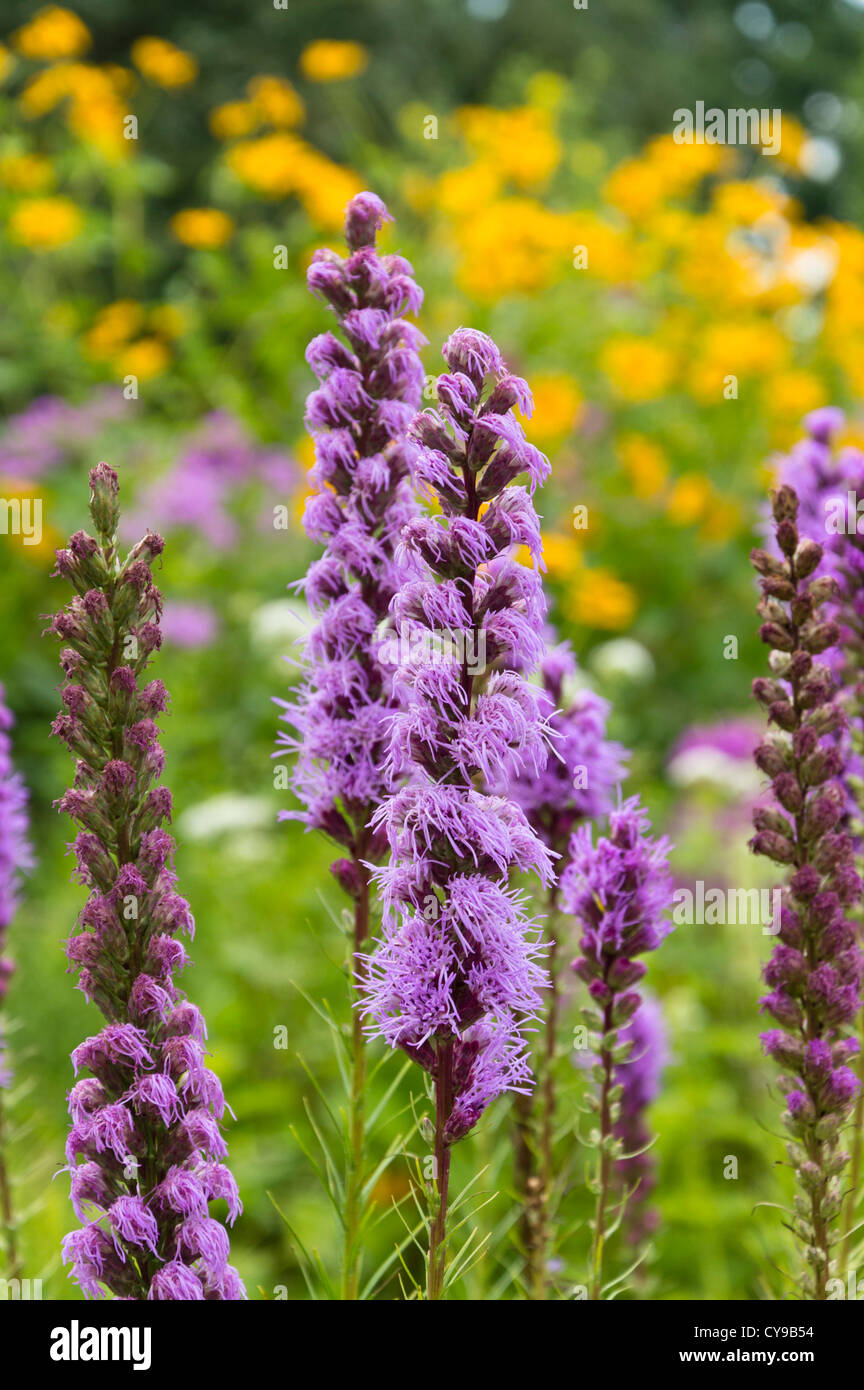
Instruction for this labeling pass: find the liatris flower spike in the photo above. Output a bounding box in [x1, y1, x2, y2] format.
[47, 464, 244, 1301]
[0, 682, 32, 1086]
[561, 795, 673, 1299]
[277, 189, 424, 877]
[508, 634, 628, 1297]
[0, 681, 33, 1281]
[750, 483, 863, 1300]
[613, 996, 668, 1249]
[276, 191, 425, 1299]
[361, 326, 554, 1299]
[777, 409, 864, 822]
[776, 412, 864, 1267]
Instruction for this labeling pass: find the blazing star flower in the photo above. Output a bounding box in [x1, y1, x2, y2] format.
[750, 482, 864, 1300]
[613, 996, 668, 1246]
[776, 409, 864, 820]
[276, 191, 426, 881]
[47, 464, 244, 1301]
[275, 193, 426, 1300]
[502, 632, 628, 1297]
[0, 682, 33, 1098]
[360, 325, 553, 1298]
[562, 794, 673, 1298]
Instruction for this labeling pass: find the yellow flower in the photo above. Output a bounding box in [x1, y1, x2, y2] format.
[8, 195, 82, 249]
[226, 132, 308, 196]
[131, 37, 197, 89]
[83, 300, 145, 358]
[247, 75, 305, 127]
[453, 197, 576, 299]
[104, 64, 136, 96]
[293, 435, 318, 523]
[299, 157, 363, 230]
[603, 158, 667, 221]
[666, 474, 712, 525]
[519, 374, 583, 442]
[299, 40, 368, 83]
[435, 162, 502, 218]
[0, 43, 14, 82]
[766, 370, 825, 420]
[170, 207, 235, 249]
[456, 105, 561, 189]
[18, 60, 127, 135]
[118, 337, 171, 381]
[67, 93, 129, 160]
[599, 336, 676, 402]
[19, 63, 71, 115]
[604, 138, 730, 220]
[0, 153, 55, 191]
[209, 100, 259, 141]
[540, 532, 582, 580]
[618, 433, 669, 499]
[685, 320, 790, 403]
[712, 179, 789, 226]
[225, 133, 361, 225]
[12, 6, 91, 60]
[565, 568, 636, 630]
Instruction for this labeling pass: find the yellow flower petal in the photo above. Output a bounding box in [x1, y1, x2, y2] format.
[299, 40, 367, 83]
[170, 208, 235, 249]
[8, 195, 82, 249]
[131, 37, 197, 88]
[12, 6, 91, 60]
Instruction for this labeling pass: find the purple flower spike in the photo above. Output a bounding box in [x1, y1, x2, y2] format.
[613, 997, 668, 1246]
[47, 465, 244, 1301]
[562, 794, 673, 1297]
[278, 193, 427, 1300]
[0, 682, 33, 1284]
[360, 325, 553, 1298]
[0, 684, 33, 1090]
[750, 482, 864, 1300]
[277, 190, 426, 878]
[776, 414, 864, 823]
[500, 629, 628, 1296]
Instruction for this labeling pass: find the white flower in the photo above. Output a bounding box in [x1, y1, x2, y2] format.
[178, 793, 274, 842]
[667, 748, 762, 799]
[249, 599, 312, 649]
[590, 638, 655, 684]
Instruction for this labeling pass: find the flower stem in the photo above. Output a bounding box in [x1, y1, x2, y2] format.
[341, 853, 370, 1302]
[538, 890, 561, 1229]
[839, 1005, 864, 1277]
[427, 1040, 454, 1301]
[0, 1090, 20, 1283]
[589, 1000, 616, 1302]
[513, 885, 561, 1299]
